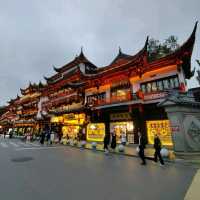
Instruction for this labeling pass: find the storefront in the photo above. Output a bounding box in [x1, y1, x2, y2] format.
[86, 123, 105, 142]
[110, 112, 134, 144]
[14, 124, 35, 135]
[51, 113, 85, 139]
[146, 120, 173, 146]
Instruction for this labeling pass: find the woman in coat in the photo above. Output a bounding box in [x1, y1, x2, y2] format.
[154, 134, 164, 166]
[111, 132, 117, 150]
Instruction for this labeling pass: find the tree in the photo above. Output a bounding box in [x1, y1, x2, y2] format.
[148, 35, 179, 62]
[147, 38, 161, 61]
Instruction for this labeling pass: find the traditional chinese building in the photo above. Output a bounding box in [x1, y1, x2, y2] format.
[0, 82, 46, 135]
[41, 50, 97, 139]
[38, 23, 196, 145]
[0, 23, 197, 146]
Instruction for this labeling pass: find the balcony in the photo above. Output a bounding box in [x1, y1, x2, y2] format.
[90, 92, 132, 106]
[44, 92, 83, 108]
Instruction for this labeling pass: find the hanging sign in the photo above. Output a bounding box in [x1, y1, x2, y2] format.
[110, 112, 132, 121]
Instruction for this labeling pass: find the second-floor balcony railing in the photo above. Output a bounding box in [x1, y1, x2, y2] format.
[87, 90, 169, 107]
[90, 92, 132, 106]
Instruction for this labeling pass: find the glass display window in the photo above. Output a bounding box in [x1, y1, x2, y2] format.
[140, 75, 180, 94]
[163, 79, 169, 89]
[110, 121, 134, 143]
[147, 83, 152, 93]
[174, 77, 179, 87]
[157, 81, 164, 91]
[151, 82, 157, 92]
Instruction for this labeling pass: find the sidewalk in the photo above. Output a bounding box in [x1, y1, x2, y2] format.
[62, 140, 175, 162]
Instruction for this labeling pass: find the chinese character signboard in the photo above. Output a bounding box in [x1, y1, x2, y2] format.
[146, 120, 173, 146]
[87, 123, 105, 142]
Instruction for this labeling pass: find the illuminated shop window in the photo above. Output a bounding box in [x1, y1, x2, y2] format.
[147, 83, 152, 93]
[116, 89, 127, 96]
[110, 121, 134, 143]
[151, 82, 157, 92]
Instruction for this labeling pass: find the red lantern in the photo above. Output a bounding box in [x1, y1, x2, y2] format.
[179, 82, 186, 92]
[136, 90, 144, 100]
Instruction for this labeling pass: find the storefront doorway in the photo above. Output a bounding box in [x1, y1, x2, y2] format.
[110, 112, 135, 144]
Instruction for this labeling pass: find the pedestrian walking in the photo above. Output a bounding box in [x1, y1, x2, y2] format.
[110, 132, 117, 151]
[40, 130, 45, 145]
[138, 130, 146, 165]
[58, 132, 63, 143]
[50, 131, 55, 145]
[103, 134, 110, 154]
[154, 134, 164, 166]
[46, 131, 51, 145]
[4, 131, 6, 139]
[121, 131, 126, 146]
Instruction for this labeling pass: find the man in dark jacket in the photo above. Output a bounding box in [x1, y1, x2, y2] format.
[154, 134, 164, 165]
[138, 130, 146, 165]
[104, 134, 110, 153]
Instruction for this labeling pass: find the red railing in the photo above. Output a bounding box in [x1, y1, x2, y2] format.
[93, 92, 132, 106]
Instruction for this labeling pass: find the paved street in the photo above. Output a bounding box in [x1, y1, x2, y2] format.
[0, 138, 197, 200]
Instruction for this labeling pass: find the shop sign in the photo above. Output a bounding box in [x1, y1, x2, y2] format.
[68, 102, 83, 111]
[110, 112, 132, 121]
[64, 113, 75, 120]
[51, 116, 63, 123]
[146, 120, 173, 146]
[87, 123, 105, 142]
[62, 125, 79, 138]
[63, 113, 85, 125]
[144, 92, 167, 101]
[170, 125, 180, 132]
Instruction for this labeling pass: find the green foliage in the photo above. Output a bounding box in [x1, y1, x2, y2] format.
[148, 35, 179, 62]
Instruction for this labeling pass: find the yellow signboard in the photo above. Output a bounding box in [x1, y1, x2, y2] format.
[63, 113, 85, 125]
[146, 120, 173, 146]
[51, 116, 63, 123]
[62, 125, 79, 138]
[87, 123, 105, 142]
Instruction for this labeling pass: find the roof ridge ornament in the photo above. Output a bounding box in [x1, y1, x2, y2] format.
[79, 46, 84, 58]
[192, 21, 198, 37]
[119, 46, 122, 54]
[144, 36, 149, 51]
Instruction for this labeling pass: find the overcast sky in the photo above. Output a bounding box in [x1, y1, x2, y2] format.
[0, 0, 199, 106]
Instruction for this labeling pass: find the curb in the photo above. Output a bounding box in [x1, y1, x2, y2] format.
[184, 169, 200, 200]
